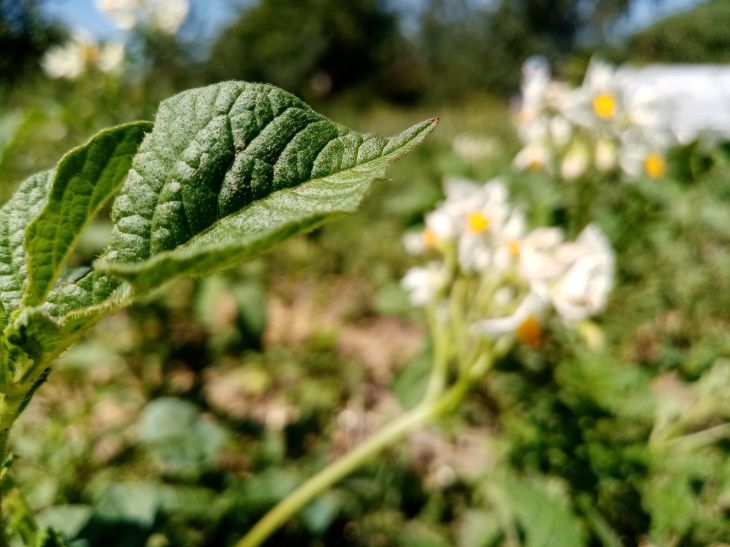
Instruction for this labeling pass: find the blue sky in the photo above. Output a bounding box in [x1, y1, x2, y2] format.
[42, 0, 244, 39]
[44, 0, 703, 40]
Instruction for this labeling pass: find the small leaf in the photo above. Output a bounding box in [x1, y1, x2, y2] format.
[23, 121, 151, 306]
[36, 505, 92, 543]
[95, 82, 436, 294]
[0, 171, 52, 323]
[501, 475, 585, 547]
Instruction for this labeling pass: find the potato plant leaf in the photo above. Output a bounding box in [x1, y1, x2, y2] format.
[0, 171, 53, 325]
[95, 82, 437, 294]
[0, 81, 435, 396]
[23, 122, 152, 307]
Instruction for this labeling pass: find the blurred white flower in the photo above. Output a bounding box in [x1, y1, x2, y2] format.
[618, 129, 671, 180]
[42, 41, 86, 79]
[403, 179, 615, 347]
[492, 207, 527, 274]
[473, 291, 547, 344]
[454, 179, 511, 272]
[549, 116, 573, 147]
[514, 141, 552, 173]
[515, 56, 673, 182]
[96, 0, 189, 34]
[41, 31, 125, 79]
[564, 58, 623, 127]
[98, 41, 126, 73]
[594, 137, 617, 171]
[560, 139, 590, 180]
[151, 0, 189, 34]
[96, 0, 139, 29]
[452, 134, 501, 163]
[402, 263, 447, 307]
[551, 225, 614, 322]
[518, 227, 565, 294]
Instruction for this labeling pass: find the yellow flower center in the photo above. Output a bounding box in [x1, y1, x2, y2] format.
[467, 212, 489, 233]
[422, 228, 438, 248]
[516, 315, 541, 346]
[507, 240, 521, 257]
[81, 43, 100, 63]
[592, 93, 616, 120]
[527, 159, 542, 172]
[643, 153, 666, 178]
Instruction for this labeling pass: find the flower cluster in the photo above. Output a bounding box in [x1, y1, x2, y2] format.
[41, 31, 125, 80]
[402, 178, 614, 346]
[96, 0, 189, 35]
[515, 57, 672, 181]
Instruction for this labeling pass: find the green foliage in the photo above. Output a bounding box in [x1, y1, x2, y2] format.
[2, 69, 730, 547]
[0, 0, 63, 85]
[628, 0, 730, 63]
[207, 0, 418, 101]
[23, 122, 152, 307]
[0, 80, 434, 451]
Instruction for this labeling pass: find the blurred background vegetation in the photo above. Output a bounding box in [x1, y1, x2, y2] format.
[2, 1, 730, 546]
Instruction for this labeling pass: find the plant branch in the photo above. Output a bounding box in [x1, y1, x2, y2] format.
[236, 377, 471, 547]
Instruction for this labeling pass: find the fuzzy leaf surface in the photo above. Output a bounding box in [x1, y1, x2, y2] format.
[95, 82, 436, 293]
[23, 122, 151, 306]
[0, 171, 52, 325]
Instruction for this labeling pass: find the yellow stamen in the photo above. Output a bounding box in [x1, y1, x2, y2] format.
[643, 153, 666, 178]
[592, 93, 616, 120]
[527, 159, 542, 172]
[516, 315, 541, 346]
[81, 43, 100, 63]
[467, 212, 489, 233]
[507, 240, 520, 257]
[422, 228, 438, 248]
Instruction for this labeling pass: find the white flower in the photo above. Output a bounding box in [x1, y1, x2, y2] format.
[42, 32, 126, 80]
[150, 0, 189, 34]
[560, 139, 590, 180]
[563, 58, 622, 128]
[98, 41, 125, 73]
[41, 30, 98, 79]
[96, 0, 139, 29]
[518, 57, 551, 128]
[551, 225, 614, 322]
[514, 141, 552, 173]
[492, 207, 527, 274]
[518, 227, 565, 294]
[594, 137, 617, 171]
[452, 134, 500, 162]
[42, 42, 86, 79]
[549, 116, 573, 147]
[618, 129, 672, 180]
[96, 0, 188, 34]
[450, 179, 512, 273]
[473, 291, 547, 343]
[401, 263, 447, 307]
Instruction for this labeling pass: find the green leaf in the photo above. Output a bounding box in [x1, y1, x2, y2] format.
[501, 476, 585, 547]
[0, 171, 52, 324]
[95, 82, 437, 294]
[23, 121, 151, 307]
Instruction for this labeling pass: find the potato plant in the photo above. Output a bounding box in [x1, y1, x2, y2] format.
[0, 81, 436, 545]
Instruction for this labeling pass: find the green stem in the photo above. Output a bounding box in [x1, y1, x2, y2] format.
[235, 379, 471, 547]
[423, 308, 451, 403]
[669, 423, 730, 452]
[0, 401, 15, 547]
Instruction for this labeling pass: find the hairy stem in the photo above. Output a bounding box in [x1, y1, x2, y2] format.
[0, 402, 14, 547]
[236, 377, 471, 547]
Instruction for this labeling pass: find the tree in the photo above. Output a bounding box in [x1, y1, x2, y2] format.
[0, 0, 62, 85]
[206, 0, 422, 101]
[628, 0, 730, 64]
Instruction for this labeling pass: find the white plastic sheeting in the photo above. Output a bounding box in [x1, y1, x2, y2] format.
[618, 64, 730, 144]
